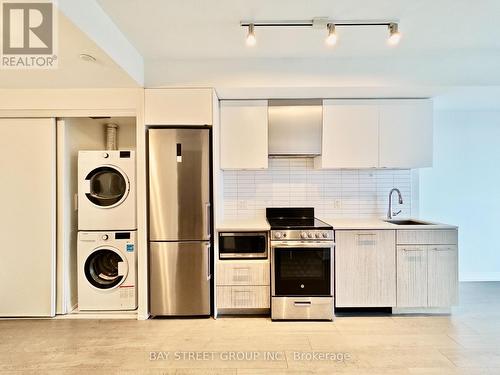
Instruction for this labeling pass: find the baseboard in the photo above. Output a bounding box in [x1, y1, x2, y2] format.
[55, 308, 138, 320]
[392, 307, 452, 315]
[460, 272, 500, 282]
[218, 308, 270, 316]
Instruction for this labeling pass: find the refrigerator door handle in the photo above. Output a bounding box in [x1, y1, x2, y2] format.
[206, 243, 212, 281]
[205, 202, 211, 239]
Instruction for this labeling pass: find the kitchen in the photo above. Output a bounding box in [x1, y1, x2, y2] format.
[0, 0, 499, 373]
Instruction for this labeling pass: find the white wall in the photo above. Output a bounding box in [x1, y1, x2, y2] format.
[420, 110, 500, 281]
[223, 158, 414, 220]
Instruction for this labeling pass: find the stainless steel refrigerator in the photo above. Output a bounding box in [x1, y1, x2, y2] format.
[148, 128, 211, 316]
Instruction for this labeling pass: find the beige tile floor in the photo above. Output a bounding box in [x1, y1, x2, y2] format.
[1, 282, 500, 374]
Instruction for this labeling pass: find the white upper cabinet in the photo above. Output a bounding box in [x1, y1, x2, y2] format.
[315, 100, 379, 169]
[316, 99, 433, 169]
[220, 100, 268, 170]
[145, 88, 213, 125]
[379, 99, 433, 168]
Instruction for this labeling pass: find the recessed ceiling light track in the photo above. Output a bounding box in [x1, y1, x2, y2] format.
[241, 18, 401, 47]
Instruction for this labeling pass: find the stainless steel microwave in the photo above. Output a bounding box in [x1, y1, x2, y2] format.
[218, 232, 268, 259]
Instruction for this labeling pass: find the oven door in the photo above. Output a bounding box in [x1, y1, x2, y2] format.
[272, 241, 333, 297]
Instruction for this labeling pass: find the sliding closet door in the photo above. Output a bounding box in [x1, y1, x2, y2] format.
[0, 118, 56, 317]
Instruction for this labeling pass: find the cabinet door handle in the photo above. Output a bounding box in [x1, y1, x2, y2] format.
[357, 233, 376, 236]
[403, 248, 425, 252]
[205, 203, 211, 239]
[206, 243, 211, 281]
[431, 247, 453, 251]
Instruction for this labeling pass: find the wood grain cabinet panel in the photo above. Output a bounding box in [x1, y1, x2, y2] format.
[216, 261, 270, 286]
[335, 230, 396, 307]
[397, 246, 428, 307]
[428, 245, 459, 307]
[217, 286, 270, 309]
[397, 230, 458, 245]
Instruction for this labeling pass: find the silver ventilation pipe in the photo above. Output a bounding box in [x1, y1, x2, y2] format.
[105, 123, 119, 150]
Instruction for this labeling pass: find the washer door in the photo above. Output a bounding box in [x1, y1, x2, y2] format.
[85, 166, 129, 208]
[84, 247, 129, 290]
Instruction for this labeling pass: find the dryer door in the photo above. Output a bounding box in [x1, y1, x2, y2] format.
[84, 166, 129, 208]
[84, 247, 129, 290]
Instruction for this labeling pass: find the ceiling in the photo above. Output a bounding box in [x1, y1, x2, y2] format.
[0, 10, 139, 88]
[97, 0, 500, 91]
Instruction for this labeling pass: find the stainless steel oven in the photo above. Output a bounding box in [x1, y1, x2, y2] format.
[270, 234, 334, 320]
[219, 232, 268, 259]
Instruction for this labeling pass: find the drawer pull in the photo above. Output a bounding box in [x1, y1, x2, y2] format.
[403, 248, 425, 252]
[233, 268, 250, 282]
[431, 247, 453, 251]
[294, 301, 312, 307]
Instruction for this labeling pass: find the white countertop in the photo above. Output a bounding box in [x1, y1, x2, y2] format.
[319, 217, 458, 230]
[216, 218, 270, 232]
[216, 217, 457, 232]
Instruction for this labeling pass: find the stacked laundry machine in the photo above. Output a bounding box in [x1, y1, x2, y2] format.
[77, 149, 137, 311]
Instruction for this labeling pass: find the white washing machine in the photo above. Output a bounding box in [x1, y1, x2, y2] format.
[77, 231, 137, 311]
[78, 150, 136, 231]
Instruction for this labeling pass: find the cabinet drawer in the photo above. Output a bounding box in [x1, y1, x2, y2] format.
[397, 230, 458, 245]
[217, 286, 270, 309]
[216, 261, 270, 286]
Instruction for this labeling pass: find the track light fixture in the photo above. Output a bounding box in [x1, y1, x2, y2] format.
[246, 23, 256, 46]
[325, 23, 337, 46]
[241, 18, 401, 47]
[387, 22, 401, 45]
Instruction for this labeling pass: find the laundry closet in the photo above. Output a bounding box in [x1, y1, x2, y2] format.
[56, 117, 138, 317]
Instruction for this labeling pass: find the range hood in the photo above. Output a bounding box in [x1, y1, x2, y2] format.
[268, 99, 322, 158]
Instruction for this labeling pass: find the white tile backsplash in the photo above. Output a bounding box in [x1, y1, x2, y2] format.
[222, 158, 414, 220]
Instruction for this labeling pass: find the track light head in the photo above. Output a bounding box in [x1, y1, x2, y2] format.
[246, 23, 256, 46]
[325, 23, 337, 46]
[388, 23, 401, 45]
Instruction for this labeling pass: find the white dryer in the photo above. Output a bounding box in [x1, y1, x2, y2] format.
[78, 150, 136, 231]
[77, 231, 137, 311]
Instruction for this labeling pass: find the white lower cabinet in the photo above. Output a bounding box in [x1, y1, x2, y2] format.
[396, 231, 458, 308]
[335, 230, 396, 307]
[216, 260, 270, 311]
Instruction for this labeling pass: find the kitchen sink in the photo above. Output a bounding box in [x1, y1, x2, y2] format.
[385, 219, 432, 225]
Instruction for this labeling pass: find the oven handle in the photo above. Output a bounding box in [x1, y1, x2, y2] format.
[271, 241, 335, 249]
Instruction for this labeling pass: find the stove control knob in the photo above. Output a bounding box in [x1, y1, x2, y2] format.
[274, 232, 283, 239]
[315, 233, 321, 238]
[102, 152, 109, 158]
[102, 234, 109, 240]
[301, 232, 308, 239]
[308, 232, 313, 238]
[322, 232, 328, 238]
